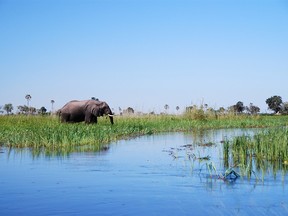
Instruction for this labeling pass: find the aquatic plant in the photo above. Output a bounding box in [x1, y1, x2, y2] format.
[199, 161, 241, 182]
[224, 127, 288, 179]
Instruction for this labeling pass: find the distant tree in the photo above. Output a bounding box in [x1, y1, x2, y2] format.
[29, 107, 36, 114]
[185, 105, 196, 113]
[246, 103, 260, 115]
[231, 101, 245, 114]
[123, 107, 134, 115]
[51, 100, 55, 113]
[218, 107, 225, 113]
[203, 104, 208, 111]
[39, 106, 47, 115]
[17, 105, 29, 114]
[91, 97, 99, 101]
[227, 106, 234, 113]
[266, 95, 282, 113]
[176, 106, 180, 112]
[25, 94, 32, 107]
[3, 103, 13, 114]
[127, 107, 134, 114]
[164, 104, 169, 113]
[0, 105, 3, 114]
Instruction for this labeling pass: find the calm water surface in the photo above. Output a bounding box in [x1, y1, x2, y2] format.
[0, 129, 287, 216]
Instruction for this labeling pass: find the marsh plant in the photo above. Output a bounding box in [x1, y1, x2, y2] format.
[224, 127, 288, 180]
[1, 114, 288, 155]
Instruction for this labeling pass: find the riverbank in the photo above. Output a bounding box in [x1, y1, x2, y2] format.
[0, 114, 287, 154]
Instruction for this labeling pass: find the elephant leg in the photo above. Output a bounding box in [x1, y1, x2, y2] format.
[85, 113, 97, 124]
[91, 115, 97, 124]
[85, 114, 90, 123]
[61, 113, 69, 122]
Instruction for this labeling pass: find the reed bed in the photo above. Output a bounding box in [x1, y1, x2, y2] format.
[224, 127, 288, 179]
[1, 114, 288, 155]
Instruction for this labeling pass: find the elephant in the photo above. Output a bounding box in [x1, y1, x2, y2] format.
[59, 99, 114, 124]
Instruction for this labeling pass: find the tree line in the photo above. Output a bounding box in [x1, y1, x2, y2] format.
[0, 94, 55, 115]
[0, 95, 287, 115]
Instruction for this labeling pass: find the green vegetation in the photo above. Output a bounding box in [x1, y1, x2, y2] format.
[1, 114, 288, 154]
[224, 127, 288, 180]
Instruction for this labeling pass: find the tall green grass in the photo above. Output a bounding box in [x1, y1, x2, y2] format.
[224, 127, 288, 180]
[0, 114, 288, 155]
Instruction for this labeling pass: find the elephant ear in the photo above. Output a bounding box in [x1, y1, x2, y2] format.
[92, 102, 106, 117]
[88, 103, 100, 116]
[99, 102, 106, 109]
[98, 102, 106, 116]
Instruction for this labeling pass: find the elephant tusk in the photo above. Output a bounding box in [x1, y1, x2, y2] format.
[108, 114, 114, 117]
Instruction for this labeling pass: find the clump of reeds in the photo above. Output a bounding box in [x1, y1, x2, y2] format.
[224, 127, 288, 179]
[183, 104, 217, 121]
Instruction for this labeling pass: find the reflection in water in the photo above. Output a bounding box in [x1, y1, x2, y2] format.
[7, 144, 111, 159]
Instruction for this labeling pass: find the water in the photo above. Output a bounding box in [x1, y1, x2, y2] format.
[0, 129, 287, 216]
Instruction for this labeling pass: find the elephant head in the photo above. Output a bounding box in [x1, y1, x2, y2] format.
[90, 101, 114, 125]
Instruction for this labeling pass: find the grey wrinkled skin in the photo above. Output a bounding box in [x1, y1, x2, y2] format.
[58, 100, 113, 124]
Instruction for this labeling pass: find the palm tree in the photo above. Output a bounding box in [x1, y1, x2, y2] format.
[51, 100, 55, 113]
[25, 94, 31, 107]
[25, 94, 32, 114]
[164, 104, 169, 113]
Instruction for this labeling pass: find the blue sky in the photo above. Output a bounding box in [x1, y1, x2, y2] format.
[1, 0, 287, 114]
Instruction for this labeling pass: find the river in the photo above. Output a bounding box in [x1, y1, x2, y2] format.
[0, 129, 287, 215]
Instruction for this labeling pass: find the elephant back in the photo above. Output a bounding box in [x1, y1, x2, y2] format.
[60, 100, 86, 113]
